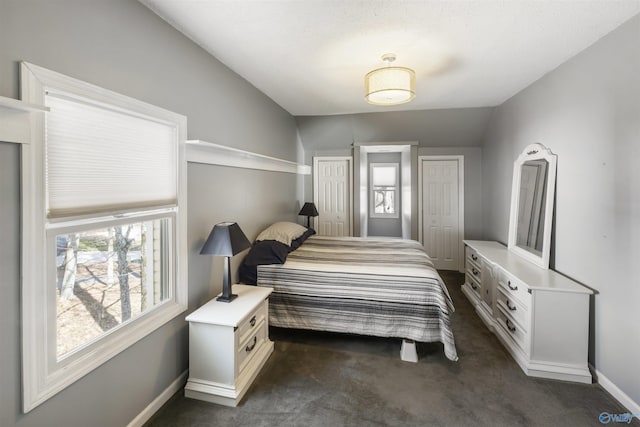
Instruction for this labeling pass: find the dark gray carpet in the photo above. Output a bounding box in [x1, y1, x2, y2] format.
[146, 271, 637, 427]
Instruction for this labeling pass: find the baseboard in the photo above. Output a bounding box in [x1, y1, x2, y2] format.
[591, 364, 640, 414]
[127, 370, 188, 427]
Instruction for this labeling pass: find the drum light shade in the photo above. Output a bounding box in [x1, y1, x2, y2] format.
[364, 54, 416, 106]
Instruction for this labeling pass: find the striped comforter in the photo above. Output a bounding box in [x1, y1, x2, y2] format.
[257, 235, 458, 361]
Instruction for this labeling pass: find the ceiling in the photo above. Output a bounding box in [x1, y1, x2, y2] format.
[140, 1, 640, 116]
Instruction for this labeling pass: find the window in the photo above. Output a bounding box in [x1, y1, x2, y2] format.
[370, 163, 399, 218]
[53, 219, 170, 358]
[20, 62, 187, 412]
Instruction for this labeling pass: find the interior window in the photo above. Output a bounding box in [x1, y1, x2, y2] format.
[370, 163, 399, 218]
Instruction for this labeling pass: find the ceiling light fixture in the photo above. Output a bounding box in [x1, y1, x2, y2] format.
[364, 53, 416, 106]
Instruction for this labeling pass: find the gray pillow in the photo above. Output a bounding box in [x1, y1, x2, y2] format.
[255, 221, 308, 246]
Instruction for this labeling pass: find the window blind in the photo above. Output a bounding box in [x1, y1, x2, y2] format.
[45, 93, 177, 218]
[372, 165, 397, 187]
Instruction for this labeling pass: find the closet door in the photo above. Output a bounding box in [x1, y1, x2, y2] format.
[313, 157, 353, 236]
[419, 157, 464, 271]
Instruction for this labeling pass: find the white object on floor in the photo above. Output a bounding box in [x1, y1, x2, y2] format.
[400, 339, 418, 362]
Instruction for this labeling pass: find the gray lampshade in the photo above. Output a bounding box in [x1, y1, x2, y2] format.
[298, 202, 319, 217]
[200, 222, 251, 256]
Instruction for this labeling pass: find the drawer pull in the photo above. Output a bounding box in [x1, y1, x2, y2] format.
[245, 336, 257, 353]
[472, 268, 479, 276]
[506, 319, 516, 333]
[471, 254, 478, 261]
[506, 300, 517, 311]
[507, 280, 518, 291]
[470, 282, 478, 290]
[250, 316, 257, 327]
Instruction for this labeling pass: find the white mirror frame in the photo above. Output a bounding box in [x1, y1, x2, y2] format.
[508, 143, 557, 269]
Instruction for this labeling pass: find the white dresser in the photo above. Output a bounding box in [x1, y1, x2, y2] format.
[462, 240, 593, 384]
[184, 285, 274, 406]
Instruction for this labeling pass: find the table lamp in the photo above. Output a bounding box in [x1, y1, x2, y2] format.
[200, 222, 251, 302]
[298, 202, 319, 228]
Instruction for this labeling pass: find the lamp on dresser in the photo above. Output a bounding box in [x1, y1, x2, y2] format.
[200, 222, 251, 302]
[298, 202, 319, 228]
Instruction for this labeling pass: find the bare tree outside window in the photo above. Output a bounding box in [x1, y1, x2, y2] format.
[374, 189, 396, 214]
[370, 163, 399, 218]
[55, 220, 168, 358]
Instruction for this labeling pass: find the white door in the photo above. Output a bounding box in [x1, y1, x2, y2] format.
[314, 157, 352, 236]
[420, 158, 462, 270]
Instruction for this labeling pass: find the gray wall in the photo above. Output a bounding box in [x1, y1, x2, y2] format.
[481, 15, 640, 406]
[0, 1, 299, 426]
[296, 107, 493, 165]
[188, 164, 298, 309]
[297, 109, 490, 241]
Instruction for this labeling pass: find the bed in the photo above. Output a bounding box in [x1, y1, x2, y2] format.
[239, 222, 458, 362]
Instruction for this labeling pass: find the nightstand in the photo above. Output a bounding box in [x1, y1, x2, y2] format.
[184, 285, 274, 406]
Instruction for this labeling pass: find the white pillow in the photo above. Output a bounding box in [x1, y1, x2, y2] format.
[256, 221, 308, 246]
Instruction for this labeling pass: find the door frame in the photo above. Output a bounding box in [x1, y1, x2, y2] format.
[418, 155, 465, 272]
[313, 156, 354, 236]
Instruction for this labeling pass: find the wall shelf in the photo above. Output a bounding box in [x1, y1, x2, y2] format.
[186, 139, 311, 175]
[0, 95, 49, 113]
[0, 96, 48, 144]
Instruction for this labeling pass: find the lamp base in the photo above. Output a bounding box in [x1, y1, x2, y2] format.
[216, 293, 238, 303]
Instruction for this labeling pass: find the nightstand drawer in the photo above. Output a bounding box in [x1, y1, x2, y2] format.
[238, 320, 268, 374]
[237, 301, 267, 344]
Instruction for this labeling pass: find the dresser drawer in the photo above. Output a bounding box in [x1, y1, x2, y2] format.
[496, 306, 530, 354]
[465, 273, 482, 299]
[496, 287, 529, 330]
[466, 263, 482, 283]
[465, 274, 482, 300]
[237, 320, 268, 374]
[497, 270, 531, 307]
[237, 300, 267, 344]
[466, 246, 481, 269]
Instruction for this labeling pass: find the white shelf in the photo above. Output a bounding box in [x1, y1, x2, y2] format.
[0, 95, 48, 113]
[186, 139, 311, 175]
[0, 96, 48, 144]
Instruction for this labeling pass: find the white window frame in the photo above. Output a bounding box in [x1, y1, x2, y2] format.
[20, 62, 188, 412]
[369, 162, 400, 219]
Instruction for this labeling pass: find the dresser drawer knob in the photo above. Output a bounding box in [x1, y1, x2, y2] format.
[250, 316, 257, 327]
[472, 268, 479, 276]
[507, 281, 518, 291]
[471, 282, 478, 290]
[506, 300, 517, 311]
[471, 254, 478, 261]
[506, 319, 516, 333]
[245, 336, 257, 352]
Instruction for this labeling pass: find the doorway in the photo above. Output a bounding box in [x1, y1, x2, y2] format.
[356, 143, 414, 239]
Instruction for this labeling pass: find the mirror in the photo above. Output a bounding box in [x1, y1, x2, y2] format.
[508, 143, 557, 269]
